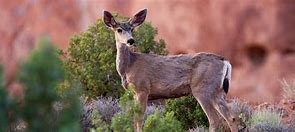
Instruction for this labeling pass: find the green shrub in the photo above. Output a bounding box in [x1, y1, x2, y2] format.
[111, 89, 184, 132]
[111, 88, 141, 132]
[0, 66, 18, 131]
[18, 38, 64, 131]
[0, 66, 4, 86]
[81, 95, 166, 131]
[165, 96, 208, 130]
[111, 112, 134, 132]
[62, 13, 167, 98]
[144, 110, 184, 132]
[91, 109, 111, 132]
[85, 87, 184, 132]
[56, 81, 81, 132]
[18, 38, 81, 132]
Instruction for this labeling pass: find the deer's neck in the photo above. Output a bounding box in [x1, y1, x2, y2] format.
[116, 43, 135, 77]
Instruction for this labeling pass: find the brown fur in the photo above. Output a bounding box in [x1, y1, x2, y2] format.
[127, 49, 225, 100]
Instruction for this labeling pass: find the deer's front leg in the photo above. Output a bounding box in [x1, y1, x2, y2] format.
[121, 76, 128, 90]
[134, 92, 148, 132]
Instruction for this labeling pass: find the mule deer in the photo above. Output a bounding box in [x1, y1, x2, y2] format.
[103, 9, 238, 132]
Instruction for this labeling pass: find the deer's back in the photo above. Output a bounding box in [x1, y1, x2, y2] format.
[127, 52, 226, 99]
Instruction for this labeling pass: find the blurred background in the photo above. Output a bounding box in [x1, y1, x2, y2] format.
[1, 0, 295, 103]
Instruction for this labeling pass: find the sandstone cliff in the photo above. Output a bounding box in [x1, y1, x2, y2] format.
[1, 0, 294, 103]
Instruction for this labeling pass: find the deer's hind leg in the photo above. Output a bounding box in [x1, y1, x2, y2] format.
[213, 93, 238, 132]
[192, 92, 223, 132]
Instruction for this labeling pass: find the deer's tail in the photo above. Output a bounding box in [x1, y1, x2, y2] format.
[221, 60, 232, 94]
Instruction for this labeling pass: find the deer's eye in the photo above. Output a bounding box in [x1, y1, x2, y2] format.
[131, 28, 134, 32]
[117, 29, 122, 33]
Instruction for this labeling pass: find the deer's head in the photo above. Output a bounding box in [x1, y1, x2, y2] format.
[103, 9, 147, 46]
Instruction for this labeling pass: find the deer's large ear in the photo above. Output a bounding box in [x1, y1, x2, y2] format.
[129, 9, 147, 27]
[103, 11, 118, 28]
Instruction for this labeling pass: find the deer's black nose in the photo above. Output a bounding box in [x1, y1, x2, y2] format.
[127, 39, 135, 45]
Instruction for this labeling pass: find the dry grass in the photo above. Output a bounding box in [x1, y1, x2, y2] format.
[230, 99, 253, 121]
[250, 108, 282, 128]
[248, 108, 295, 131]
[281, 79, 295, 100]
[227, 99, 295, 131]
[289, 112, 295, 128]
[228, 99, 252, 130]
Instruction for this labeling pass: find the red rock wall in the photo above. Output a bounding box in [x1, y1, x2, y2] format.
[0, 0, 81, 96]
[1, 0, 294, 103]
